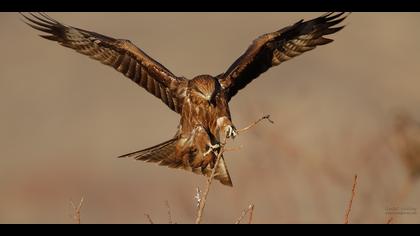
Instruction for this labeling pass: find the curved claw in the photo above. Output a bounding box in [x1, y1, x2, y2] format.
[226, 125, 237, 139]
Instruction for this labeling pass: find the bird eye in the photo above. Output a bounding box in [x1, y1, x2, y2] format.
[192, 85, 206, 96]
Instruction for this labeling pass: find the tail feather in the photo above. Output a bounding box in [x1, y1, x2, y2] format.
[196, 156, 233, 187]
[119, 138, 233, 187]
[118, 138, 177, 162]
[215, 157, 233, 186]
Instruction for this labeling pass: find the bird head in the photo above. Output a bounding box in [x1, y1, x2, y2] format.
[190, 75, 219, 105]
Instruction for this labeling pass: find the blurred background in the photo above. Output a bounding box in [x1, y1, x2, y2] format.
[1, 12, 420, 224]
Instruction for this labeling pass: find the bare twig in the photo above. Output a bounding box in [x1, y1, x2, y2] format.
[195, 137, 227, 224]
[194, 187, 202, 209]
[235, 204, 255, 224]
[69, 197, 84, 224]
[344, 175, 358, 224]
[237, 115, 274, 133]
[248, 204, 255, 224]
[144, 213, 154, 224]
[195, 115, 271, 224]
[165, 200, 173, 224]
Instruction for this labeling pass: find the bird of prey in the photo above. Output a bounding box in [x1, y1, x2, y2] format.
[22, 12, 348, 186]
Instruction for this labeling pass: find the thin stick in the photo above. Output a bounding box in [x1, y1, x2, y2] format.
[195, 115, 272, 224]
[237, 115, 274, 133]
[235, 204, 255, 224]
[248, 204, 255, 224]
[194, 187, 202, 209]
[165, 200, 173, 224]
[344, 175, 358, 224]
[69, 197, 84, 224]
[195, 138, 227, 224]
[144, 213, 154, 224]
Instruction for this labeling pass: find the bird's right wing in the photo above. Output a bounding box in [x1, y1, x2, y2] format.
[21, 13, 187, 113]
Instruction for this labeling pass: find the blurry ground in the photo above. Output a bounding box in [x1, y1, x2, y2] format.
[1, 12, 420, 223]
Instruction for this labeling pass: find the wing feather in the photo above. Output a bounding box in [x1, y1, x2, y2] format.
[218, 12, 349, 100]
[21, 12, 187, 113]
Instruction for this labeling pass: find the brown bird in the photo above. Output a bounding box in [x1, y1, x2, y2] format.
[22, 12, 348, 186]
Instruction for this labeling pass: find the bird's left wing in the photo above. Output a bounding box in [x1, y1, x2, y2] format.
[21, 13, 187, 113]
[218, 12, 348, 100]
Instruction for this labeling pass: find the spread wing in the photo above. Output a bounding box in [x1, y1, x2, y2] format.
[218, 12, 348, 100]
[21, 13, 187, 113]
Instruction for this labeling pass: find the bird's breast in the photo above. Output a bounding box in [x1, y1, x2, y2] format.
[181, 96, 212, 128]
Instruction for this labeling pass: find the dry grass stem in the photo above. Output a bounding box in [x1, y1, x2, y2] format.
[235, 204, 255, 224]
[344, 175, 358, 224]
[165, 200, 173, 224]
[248, 204, 255, 224]
[145, 213, 154, 224]
[69, 197, 84, 224]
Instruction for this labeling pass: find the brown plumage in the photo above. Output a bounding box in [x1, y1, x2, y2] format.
[22, 12, 348, 186]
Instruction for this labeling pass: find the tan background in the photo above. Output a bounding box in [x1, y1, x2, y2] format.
[1, 12, 419, 223]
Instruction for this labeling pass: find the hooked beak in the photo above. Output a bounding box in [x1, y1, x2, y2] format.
[208, 94, 216, 106]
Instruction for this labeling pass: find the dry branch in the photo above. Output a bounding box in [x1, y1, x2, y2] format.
[248, 204, 255, 224]
[165, 200, 173, 224]
[344, 175, 358, 224]
[194, 187, 202, 209]
[235, 204, 255, 224]
[144, 213, 154, 224]
[237, 115, 274, 133]
[69, 197, 84, 224]
[195, 137, 227, 224]
[195, 115, 272, 224]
